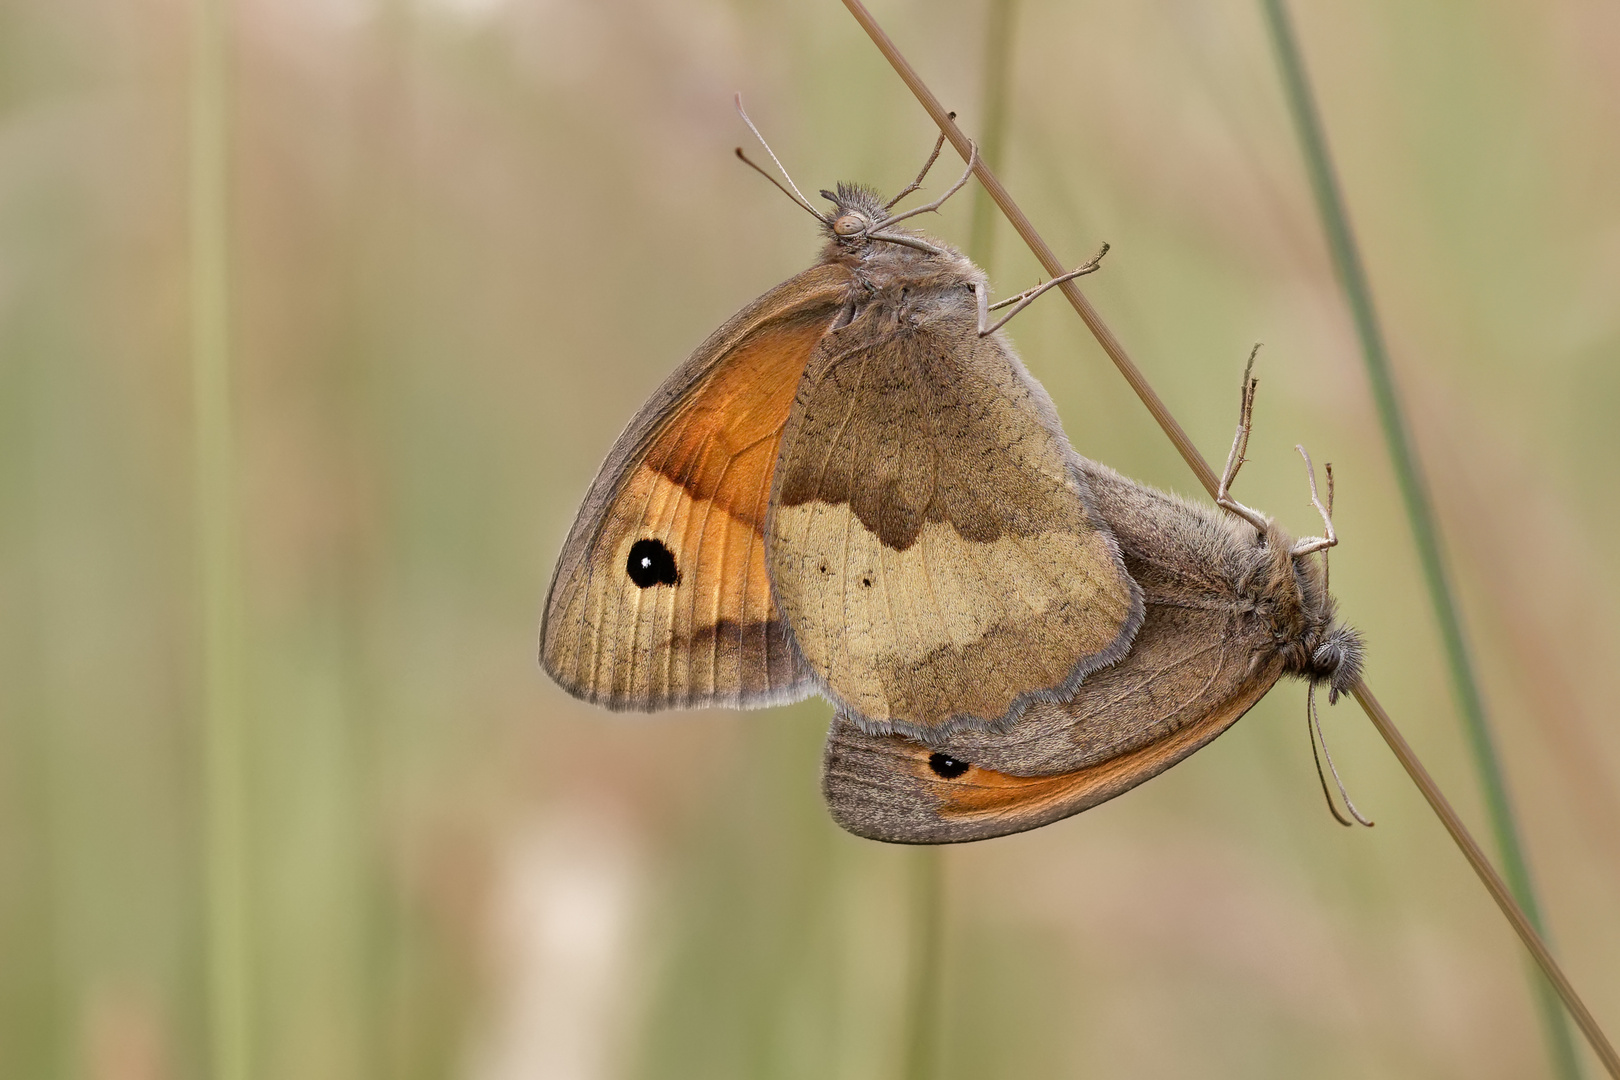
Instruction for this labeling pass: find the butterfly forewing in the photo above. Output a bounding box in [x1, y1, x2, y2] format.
[767, 293, 1142, 738]
[541, 265, 853, 709]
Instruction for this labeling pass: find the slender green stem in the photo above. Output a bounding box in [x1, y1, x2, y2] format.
[900, 11, 1023, 1077]
[902, 848, 944, 1080]
[967, 0, 1020, 272]
[191, 1, 251, 1078]
[1257, 3, 1581, 1077]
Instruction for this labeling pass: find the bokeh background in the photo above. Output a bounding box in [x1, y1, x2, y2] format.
[4, 0, 1619, 1076]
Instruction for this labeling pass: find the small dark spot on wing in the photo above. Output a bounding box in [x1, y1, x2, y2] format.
[627, 538, 679, 587]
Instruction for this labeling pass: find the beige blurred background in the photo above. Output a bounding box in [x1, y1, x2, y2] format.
[3, 0, 1618, 1076]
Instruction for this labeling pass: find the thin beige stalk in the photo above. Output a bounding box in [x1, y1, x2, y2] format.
[836, 1, 1620, 1074]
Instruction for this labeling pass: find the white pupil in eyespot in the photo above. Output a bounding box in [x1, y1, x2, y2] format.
[626, 538, 678, 587]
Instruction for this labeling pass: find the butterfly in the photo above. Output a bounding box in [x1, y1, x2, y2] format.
[821, 359, 1368, 842]
[540, 105, 1143, 741]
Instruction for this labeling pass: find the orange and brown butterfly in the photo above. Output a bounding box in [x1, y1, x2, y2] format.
[539, 102, 1143, 739]
[821, 363, 1367, 843]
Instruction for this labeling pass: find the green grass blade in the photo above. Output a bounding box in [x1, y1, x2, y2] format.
[190, 0, 252, 1077]
[967, 0, 1021, 270]
[902, 847, 944, 1080]
[1258, 3, 1582, 1076]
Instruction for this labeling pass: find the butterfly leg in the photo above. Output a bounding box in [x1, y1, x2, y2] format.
[975, 244, 1110, 337]
[1215, 346, 1271, 533]
[883, 118, 954, 211]
[867, 145, 977, 255]
[873, 142, 980, 230]
[1290, 445, 1338, 556]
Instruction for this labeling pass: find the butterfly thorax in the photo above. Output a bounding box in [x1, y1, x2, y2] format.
[820, 237, 985, 331]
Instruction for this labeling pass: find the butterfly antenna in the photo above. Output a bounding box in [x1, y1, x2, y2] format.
[733, 93, 823, 220]
[1308, 683, 1374, 827]
[734, 148, 827, 224]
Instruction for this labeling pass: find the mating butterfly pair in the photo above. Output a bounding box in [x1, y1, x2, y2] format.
[540, 117, 1362, 842]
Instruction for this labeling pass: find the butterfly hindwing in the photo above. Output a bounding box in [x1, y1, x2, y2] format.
[820, 461, 1291, 843]
[821, 601, 1282, 843]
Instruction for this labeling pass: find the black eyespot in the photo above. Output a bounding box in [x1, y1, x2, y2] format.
[626, 538, 679, 588]
[928, 753, 968, 779]
[861, 577, 872, 588]
[819, 563, 829, 574]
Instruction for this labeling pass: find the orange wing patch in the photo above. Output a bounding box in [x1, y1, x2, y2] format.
[922, 667, 1275, 825]
[542, 277, 848, 710]
[645, 319, 829, 531]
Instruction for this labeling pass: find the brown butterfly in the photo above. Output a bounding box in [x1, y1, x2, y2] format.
[822, 360, 1367, 843]
[540, 104, 1143, 739]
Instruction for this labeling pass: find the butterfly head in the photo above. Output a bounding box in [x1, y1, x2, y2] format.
[819, 183, 889, 242]
[1308, 621, 1364, 704]
[1273, 535, 1364, 704]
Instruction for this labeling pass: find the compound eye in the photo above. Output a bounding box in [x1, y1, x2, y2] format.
[832, 214, 865, 237]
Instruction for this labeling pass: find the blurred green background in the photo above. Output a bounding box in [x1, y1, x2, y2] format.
[3, 0, 1618, 1077]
